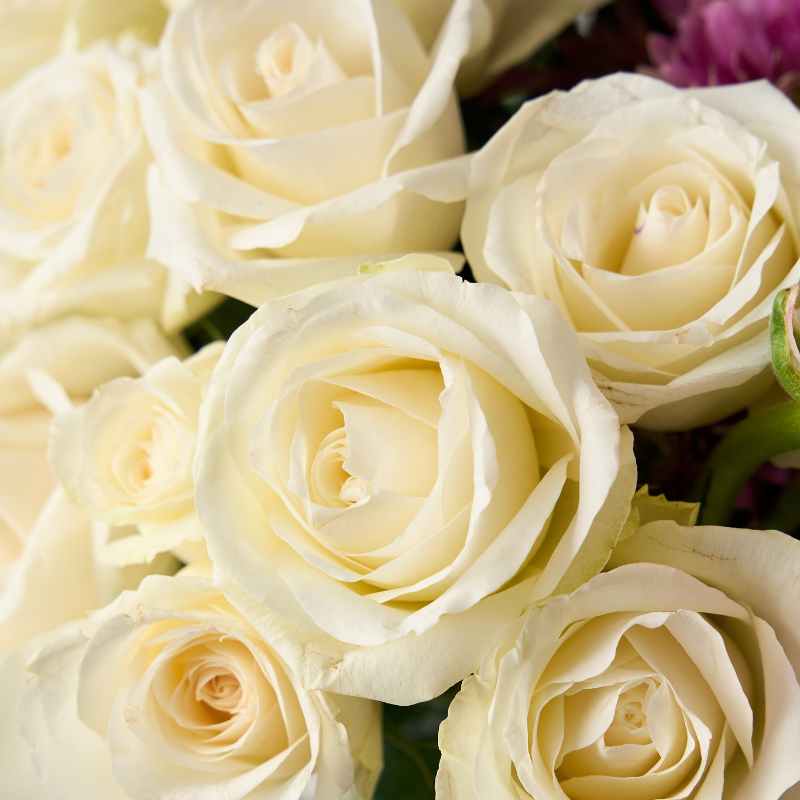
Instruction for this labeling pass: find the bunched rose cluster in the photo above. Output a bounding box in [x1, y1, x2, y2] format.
[2, 2, 800, 800]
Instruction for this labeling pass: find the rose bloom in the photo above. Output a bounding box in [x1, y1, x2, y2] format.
[438, 520, 800, 800]
[142, 0, 469, 307]
[194, 267, 636, 704]
[0, 0, 167, 92]
[0, 316, 180, 651]
[1, 573, 382, 799]
[51, 343, 223, 566]
[0, 38, 215, 348]
[394, 0, 611, 95]
[464, 73, 800, 430]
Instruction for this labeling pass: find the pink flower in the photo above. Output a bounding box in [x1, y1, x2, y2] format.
[649, 0, 800, 93]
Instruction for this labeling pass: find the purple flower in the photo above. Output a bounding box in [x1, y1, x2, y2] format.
[648, 0, 800, 93]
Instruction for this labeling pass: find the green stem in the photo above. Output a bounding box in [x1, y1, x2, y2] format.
[701, 400, 800, 525]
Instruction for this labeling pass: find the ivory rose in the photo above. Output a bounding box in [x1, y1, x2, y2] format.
[0, 0, 167, 93]
[143, 0, 469, 307]
[0, 38, 215, 348]
[51, 342, 223, 566]
[394, 0, 610, 95]
[0, 316, 181, 652]
[464, 73, 800, 430]
[437, 521, 800, 800]
[195, 267, 636, 704]
[2, 574, 383, 799]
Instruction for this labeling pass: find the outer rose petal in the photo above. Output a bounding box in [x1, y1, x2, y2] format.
[0, 491, 156, 651]
[611, 521, 800, 798]
[0, 626, 126, 800]
[610, 521, 800, 693]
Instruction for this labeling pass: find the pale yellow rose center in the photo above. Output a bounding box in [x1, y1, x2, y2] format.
[2, 68, 117, 223]
[621, 185, 709, 276]
[146, 631, 295, 763]
[191, 662, 246, 720]
[606, 684, 652, 745]
[525, 615, 755, 800]
[265, 348, 542, 607]
[256, 23, 317, 99]
[311, 425, 372, 507]
[107, 401, 194, 506]
[538, 136, 798, 333]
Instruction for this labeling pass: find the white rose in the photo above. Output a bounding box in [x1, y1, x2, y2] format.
[51, 342, 223, 566]
[0, 0, 167, 93]
[0, 38, 216, 348]
[394, 0, 610, 95]
[437, 521, 800, 800]
[464, 73, 800, 430]
[3, 573, 382, 799]
[142, 0, 470, 307]
[195, 267, 636, 704]
[0, 316, 181, 651]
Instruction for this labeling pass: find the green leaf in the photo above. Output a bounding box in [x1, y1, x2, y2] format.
[770, 284, 800, 402]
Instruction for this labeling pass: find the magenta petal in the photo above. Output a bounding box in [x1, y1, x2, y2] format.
[645, 0, 800, 92]
[654, 0, 692, 24]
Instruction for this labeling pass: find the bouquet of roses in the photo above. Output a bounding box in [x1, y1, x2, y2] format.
[3, 1, 800, 799]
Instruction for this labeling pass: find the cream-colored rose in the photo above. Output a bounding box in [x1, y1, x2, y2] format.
[0, 316, 181, 652]
[2, 574, 382, 799]
[394, 0, 609, 95]
[195, 267, 636, 704]
[464, 73, 800, 430]
[51, 342, 223, 566]
[438, 521, 800, 800]
[0, 38, 215, 348]
[142, 0, 469, 307]
[0, 0, 167, 93]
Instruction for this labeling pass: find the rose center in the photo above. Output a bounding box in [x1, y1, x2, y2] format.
[113, 427, 156, 496]
[23, 116, 74, 188]
[617, 699, 646, 731]
[28, 120, 73, 189]
[649, 184, 693, 218]
[110, 405, 189, 501]
[620, 183, 709, 276]
[311, 426, 370, 507]
[195, 669, 243, 717]
[604, 683, 655, 747]
[256, 23, 315, 99]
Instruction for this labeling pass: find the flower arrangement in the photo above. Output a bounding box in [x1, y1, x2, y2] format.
[3, 1, 800, 799]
